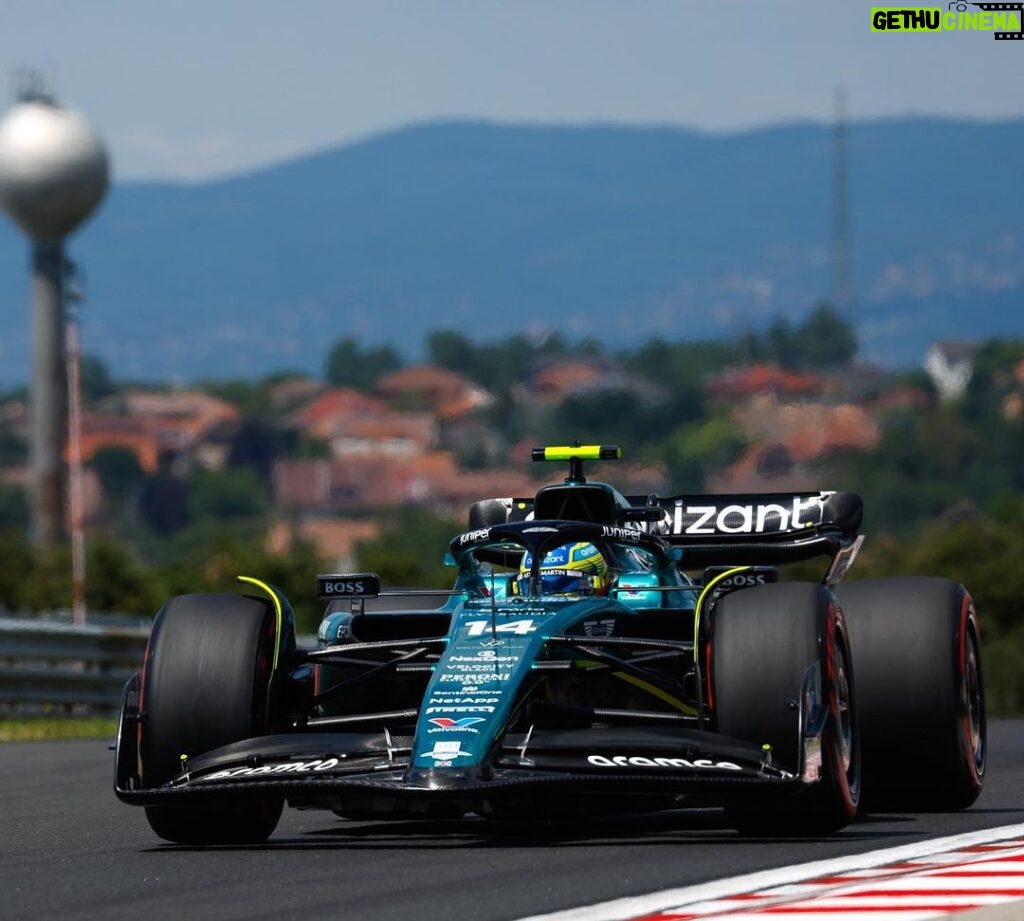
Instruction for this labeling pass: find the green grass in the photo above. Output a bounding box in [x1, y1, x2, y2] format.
[0, 718, 117, 742]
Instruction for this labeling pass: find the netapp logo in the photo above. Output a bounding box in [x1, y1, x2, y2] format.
[425, 706, 494, 714]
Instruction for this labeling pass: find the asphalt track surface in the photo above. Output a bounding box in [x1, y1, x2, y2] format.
[2, 721, 1022, 921]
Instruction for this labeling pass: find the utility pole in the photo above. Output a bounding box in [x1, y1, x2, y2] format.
[833, 88, 855, 316]
[66, 268, 87, 624]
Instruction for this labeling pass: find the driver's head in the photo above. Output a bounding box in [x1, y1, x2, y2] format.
[518, 542, 608, 596]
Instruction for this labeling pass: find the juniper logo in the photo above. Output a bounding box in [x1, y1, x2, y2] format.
[871, 3, 1024, 39]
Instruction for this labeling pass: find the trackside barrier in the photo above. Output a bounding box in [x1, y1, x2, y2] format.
[0, 616, 318, 715]
[0, 616, 150, 714]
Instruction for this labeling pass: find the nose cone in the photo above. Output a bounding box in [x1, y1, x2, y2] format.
[0, 100, 109, 242]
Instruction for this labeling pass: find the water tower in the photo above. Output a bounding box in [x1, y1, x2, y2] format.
[0, 77, 109, 548]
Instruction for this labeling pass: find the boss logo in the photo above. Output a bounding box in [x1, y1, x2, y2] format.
[704, 567, 779, 591]
[325, 580, 363, 594]
[721, 573, 769, 588]
[317, 573, 381, 598]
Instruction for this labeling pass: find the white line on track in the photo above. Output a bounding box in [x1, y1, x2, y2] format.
[514, 822, 1024, 921]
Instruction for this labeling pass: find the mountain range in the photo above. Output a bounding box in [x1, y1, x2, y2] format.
[0, 117, 1021, 385]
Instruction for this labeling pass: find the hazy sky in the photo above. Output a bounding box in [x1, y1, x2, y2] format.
[1, 0, 1022, 180]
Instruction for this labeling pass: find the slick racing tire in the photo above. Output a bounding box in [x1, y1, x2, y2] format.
[837, 577, 985, 811]
[139, 593, 284, 845]
[712, 582, 860, 836]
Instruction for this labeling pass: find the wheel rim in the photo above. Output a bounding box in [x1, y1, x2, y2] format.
[834, 637, 854, 775]
[964, 630, 984, 771]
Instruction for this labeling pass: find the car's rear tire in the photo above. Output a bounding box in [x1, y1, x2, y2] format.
[140, 593, 284, 845]
[837, 577, 985, 811]
[712, 582, 860, 835]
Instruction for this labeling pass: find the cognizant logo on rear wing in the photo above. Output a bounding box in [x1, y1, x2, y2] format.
[627, 491, 864, 542]
[669, 493, 830, 536]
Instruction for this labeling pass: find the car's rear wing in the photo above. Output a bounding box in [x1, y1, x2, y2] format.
[468, 490, 863, 570]
[622, 490, 863, 568]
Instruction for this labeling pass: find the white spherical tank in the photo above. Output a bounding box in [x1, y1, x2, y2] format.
[0, 99, 109, 242]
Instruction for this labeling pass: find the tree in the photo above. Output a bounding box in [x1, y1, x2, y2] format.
[551, 390, 663, 447]
[324, 337, 402, 389]
[0, 484, 28, 529]
[736, 303, 858, 370]
[86, 539, 165, 615]
[188, 468, 268, 521]
[355, 508, 460, 589]
[0, 528, 35, 611]
[228, 417, 282, 481]
[660, 417, 748, 491]
[198, 378, 271, 416]
[962, 338, 1024, 423]
[427, 330, 475, 373]
[622, 338, 731, 410]
[88, 447, 145, 503]
[145, 523, 329, 632]
[80, 354, 117, 403]
[138, 454, 190, 534]
[794, 302, 858, 368]
[429, 329, 575, 392]
[765, 317, 794, 365]
[0, 426, 27, 468]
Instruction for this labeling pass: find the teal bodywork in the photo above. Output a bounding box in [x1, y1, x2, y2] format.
[411, 595, 636, 773]
[400, 517, 699, 777]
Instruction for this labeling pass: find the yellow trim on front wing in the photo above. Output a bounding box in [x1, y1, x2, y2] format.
[576, 659, 696, 715]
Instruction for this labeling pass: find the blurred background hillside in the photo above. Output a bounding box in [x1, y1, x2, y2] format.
[2, 118, 1020, 381]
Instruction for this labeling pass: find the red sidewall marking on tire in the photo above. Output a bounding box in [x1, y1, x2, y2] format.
[958, 592, 982, 791]
[824, 602, 856, 819]
[136, 632, 155, 776]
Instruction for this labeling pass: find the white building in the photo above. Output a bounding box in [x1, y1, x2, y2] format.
[924, 341, 977, 401]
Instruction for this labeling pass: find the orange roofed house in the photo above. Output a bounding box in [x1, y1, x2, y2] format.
[711, 397, 881, 492]
[76, 388, 241, 474]
[285, 387, 436, 457]
[376, 364, 494, 421]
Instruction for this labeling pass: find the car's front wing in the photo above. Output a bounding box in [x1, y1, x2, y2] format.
[115, 680, 813, 808]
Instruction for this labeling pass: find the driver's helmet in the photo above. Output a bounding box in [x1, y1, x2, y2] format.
[517, 542, 608, 596]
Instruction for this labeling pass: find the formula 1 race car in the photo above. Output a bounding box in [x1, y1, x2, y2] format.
[114, 445, 986, 844]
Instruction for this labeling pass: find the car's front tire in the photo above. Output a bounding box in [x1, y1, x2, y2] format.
[139, 593, 284, 845]
[712, 582, 860, 835]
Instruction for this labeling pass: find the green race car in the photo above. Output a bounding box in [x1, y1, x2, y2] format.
[115, 445, 985, 843]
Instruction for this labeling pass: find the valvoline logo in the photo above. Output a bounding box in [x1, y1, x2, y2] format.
[428, 717, 486, 729]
